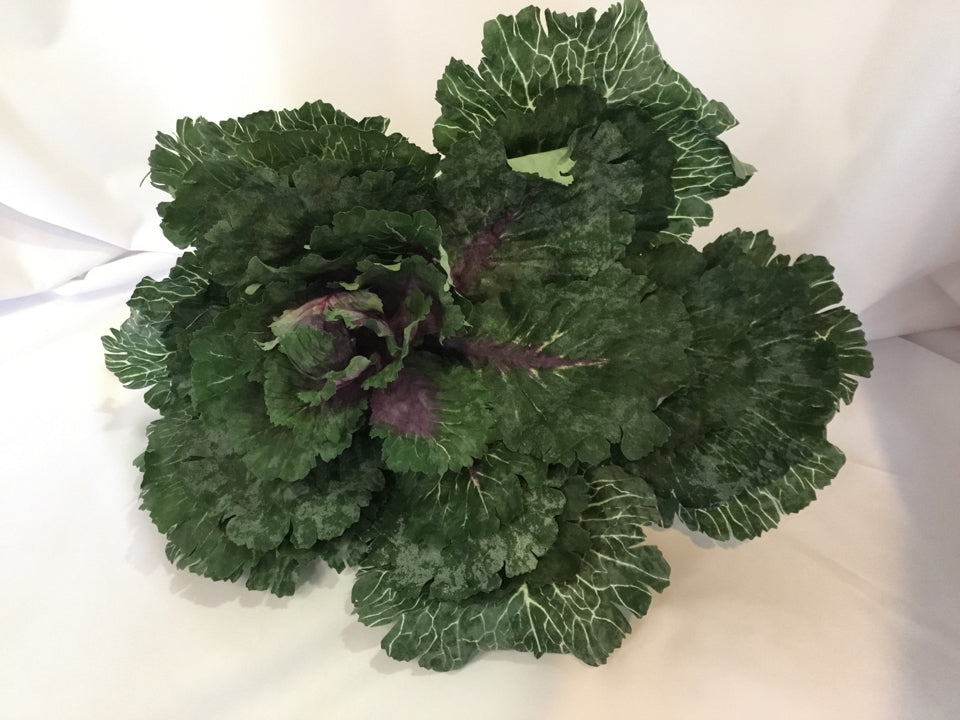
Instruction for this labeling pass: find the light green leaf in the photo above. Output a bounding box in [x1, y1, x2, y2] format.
[507, 146, 575, 185]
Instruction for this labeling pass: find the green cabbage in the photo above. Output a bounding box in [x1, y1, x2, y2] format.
[103, 0, 872, 670]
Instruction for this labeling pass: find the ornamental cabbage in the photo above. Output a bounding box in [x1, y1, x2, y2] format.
[103, 0, 872, 670]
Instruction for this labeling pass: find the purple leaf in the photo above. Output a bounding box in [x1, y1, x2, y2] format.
[369, 369, 438, 438]
[271, 290, 384, 335]
[451, 212, 516, 292]
[446, 337, 604, 376]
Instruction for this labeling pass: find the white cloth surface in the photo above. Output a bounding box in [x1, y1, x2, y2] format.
[1, 1, 958, 718]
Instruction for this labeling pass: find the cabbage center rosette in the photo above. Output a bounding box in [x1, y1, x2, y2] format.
[190, 207, 482, 482]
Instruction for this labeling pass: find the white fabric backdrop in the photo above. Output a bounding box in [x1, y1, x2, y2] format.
[2, 1, 958, 718]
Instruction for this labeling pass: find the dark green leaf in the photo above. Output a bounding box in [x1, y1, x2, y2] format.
[353, 465, 670, 670]
[450, 265, 689, 465]
[369, 355, 494, 476]
[362, 450, 565, 601]
[139, 402, 384, 593]
[189, 305, 321, 482]
[676, 440, 845, 540]
[150, 100, 389, 196]
[433, 0, 736, 153]
[245, 544, 319, 597]
[631, 231, 872, 536]
[102, 254, 209, 409]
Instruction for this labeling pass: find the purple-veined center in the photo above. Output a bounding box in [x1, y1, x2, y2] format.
[269, 290, 396, 386]
[368, 368, 438, 438]
[444, 336, 605, 377]
[271, 290, 385, 334]
[268, 289, 444, 441]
